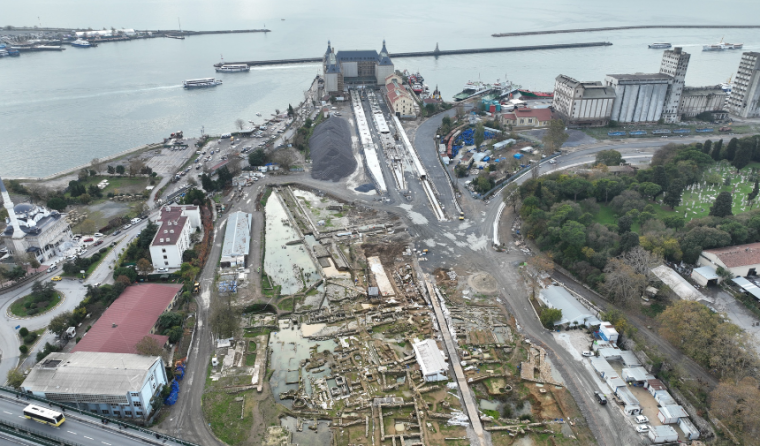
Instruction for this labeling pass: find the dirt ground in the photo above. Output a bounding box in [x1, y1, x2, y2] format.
[468, 271, 499, 295]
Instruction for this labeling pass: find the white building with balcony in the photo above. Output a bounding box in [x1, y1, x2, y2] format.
[149, 205, 201, 269]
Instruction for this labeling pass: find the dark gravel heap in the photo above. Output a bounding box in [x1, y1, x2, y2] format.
[310, 118, 357, 182]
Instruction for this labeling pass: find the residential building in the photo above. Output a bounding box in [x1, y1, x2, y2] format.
[149, 205, 201, 269]
[0, 176, 73, 262]
[21, 352, 167, 421]
[699, 242, 760, 277]
[323, 40, 394, 93]
[220, 211, 252, 268]
[72, 283, 182, 354]
[659, 47, 691, 123]
[501, 108, 554, 129]
[727, 52, 760, 118]
[385, 77, 416, 118]
[552, 75, 616, 127]
[412, 339, 448, 382]
[679, 86, 728, 118]
[537, 285, 601, 327]
[605, 73, 671, 123]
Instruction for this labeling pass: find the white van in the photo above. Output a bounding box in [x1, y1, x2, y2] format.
[221, 133, 232, 139]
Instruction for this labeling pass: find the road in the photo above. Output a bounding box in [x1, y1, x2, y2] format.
[0, 395, 186, 446]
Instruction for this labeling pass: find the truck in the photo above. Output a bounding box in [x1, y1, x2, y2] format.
[193, 282, 200, 293]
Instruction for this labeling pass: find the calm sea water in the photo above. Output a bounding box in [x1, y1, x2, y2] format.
[2, 0, 760, 177]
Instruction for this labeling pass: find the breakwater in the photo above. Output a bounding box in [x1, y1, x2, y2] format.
[215, 41, 613, 67]
[493, 25, 760, 37]
[137, 29, 269, 36]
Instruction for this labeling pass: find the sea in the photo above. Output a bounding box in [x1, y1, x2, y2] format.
[2, 0, 760, 177]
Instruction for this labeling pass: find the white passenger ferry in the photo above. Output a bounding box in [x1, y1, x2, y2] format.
[215, 64, 250, 73]
[183, 78, 223, 88]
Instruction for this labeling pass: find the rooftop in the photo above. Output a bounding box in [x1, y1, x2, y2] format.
[732, 276, 760, 300]
[413, 339, 447, 376]
[538, 285, 601, 326]
[651, 265, 707, 302]
[606, 73, 671, 82]
[72, 283, 181, 354]
[502, 108, 554, 122]
[703, 242, 760, 268]
[151, 205, 197, 247]
[221, 211, 252, 258]
[22, 352, 161, 396]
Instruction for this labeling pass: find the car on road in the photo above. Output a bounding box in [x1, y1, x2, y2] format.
[51, 276, 62, 281]
[112, 230, 121, 236]
[635, 425, 649, 433]
[459, 211, 465, 221]
[634, 415, 649, 424]
[123, 224, 132, 230]
[93, 233, 104, 238]
[594, 391, 607, 405]
[582, 351, 593, 357]
[94, 240, 104, 247]
[83, 238, 94, 243]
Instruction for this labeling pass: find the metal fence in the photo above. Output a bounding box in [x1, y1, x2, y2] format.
[0, 418, 74, 446]
[0, 387, 201, 446]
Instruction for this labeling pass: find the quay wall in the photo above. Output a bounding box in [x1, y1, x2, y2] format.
[493, 25, 760, 37]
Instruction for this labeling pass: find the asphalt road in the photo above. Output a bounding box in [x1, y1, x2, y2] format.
[0, 395, 185, 446]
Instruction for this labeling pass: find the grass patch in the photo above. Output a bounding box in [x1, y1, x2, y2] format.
[244, 328, 272, 338]
[203, 389, 255, 445]
[482, 409, 500, 419]
[593, 204, 616, 226]
[68, 175, 152, 204]
[260, 188, 273, 207]
[641, 302, 667, 318]
[245, 354, 257, 366]
[278, 297, 294, 312]
[10, 293, 62, 317]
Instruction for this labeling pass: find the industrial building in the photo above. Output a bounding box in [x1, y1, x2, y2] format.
[21, 352, 167, 421]
[149, 205, 201, 269]
[650, 265, 708, 302]
[604, 73, 671, 123]
[679, 86, 728, 118]
[537, 285, 601, 327]
[659, 47, 691, 123]
[412, 339, 448, 382]
[699, 241, 760, 277]
[323, 40, 395, 93]
[727, 52, 760, 118]
[220, 211, 252, 268]
[1, 176, 74, 263]
[73, 283, 182, 354]
[551, 75, 616, 127]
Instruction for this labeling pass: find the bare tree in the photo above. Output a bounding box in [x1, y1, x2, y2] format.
[501, 182, 520, 212]
[128, 158, 146, 177]
[602, 258, 647, 306]
[226, 155, 243, 176]
[621, 246, 661, 282]
[209, 293, 237, 338]
[235, 119, 245, 131]
[135, 336, 163, 356]
[187, 176, 198, 187]
[272, 149, 297, 171]
[27, 185, 50, 204]
[136, 258, 154, 278]
[91, 158, 103, 173]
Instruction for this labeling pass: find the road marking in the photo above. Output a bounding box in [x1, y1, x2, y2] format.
[102, 442, 111, 445]
[84, 436, 93, 440]
[67, 431, 77, 434]
[3, 411, 11, 414]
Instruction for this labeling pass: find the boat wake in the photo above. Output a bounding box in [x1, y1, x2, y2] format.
[3, 84, 183, 106]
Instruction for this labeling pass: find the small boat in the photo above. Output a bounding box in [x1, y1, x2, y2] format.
[256, 112, 262, 116]
[71, 39, 92, 48]
[215, 64, 250, 73]
[7, 49, 19, 56]
[166, 35, 185, 40]
[648, 42, 672, 49]
[183, 78, 223, 88]
[0, 49, 8, 57]
[517, 89, 553, 99]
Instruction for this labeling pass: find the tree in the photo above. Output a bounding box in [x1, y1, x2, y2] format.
[502, 182, 520, 211]
[595, 149, 623, 166]
[733, 139, 753, 171]
[200, 173, 214, 192]
[19, 327, 29, 337]
[107, 165, 115, 174]
[183, 188, 206, 206]
[617, 215, 633, 234]
[621, 246, 661, 280]
[128, 159, 146, 177]
[304, 117, 312, 129]
[724, 137, 738, 160]
[474, 123, 486, 147]
[709, 191, 733, 217]
[209, 293, 237, 338]
[454, 164, 468, 178]
[748, 181, 759, 209]
[638, 182, 662, 200]
[619, 232, 640, 253]
[49, 311, 73, 336]
[78, 168, 89, 181]
[542, 119, 569, 154]
[135, 336, 163, 356]
[711, 139, 723, 161]
[702, 139, 712, 155]
[594, 178, 619, 203]
[165, 326, 183, 343]
[235, 118, 245, 131]
[91, 158, 103, 173]
[248, 149, 268, 167]
[115, 165, 126, 175]
[602, 258, 646, 306]
[561, 177, 592, 201]
[158, 312, 183, 329]
[560, 221, 586, 248]
[272, 149, 296, 171]
[710, 377, 760, 443]
[540, 308, 563, 328]
[287, 104, 295, 117]
[136, 258, 154, 278]
[6, 368, 25, 389]
[662, 214, 685, 229]
[662, 183, 683, 209]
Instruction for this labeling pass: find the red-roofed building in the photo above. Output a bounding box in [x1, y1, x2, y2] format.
[700, 242, 760, 277]
[501, 108, 554, 129]
[149, 205, 200, 269]
[72, 283, 182, 354]
[385, 80, 416, 118]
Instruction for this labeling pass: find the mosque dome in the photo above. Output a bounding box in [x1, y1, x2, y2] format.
[13, 203, 36, 214]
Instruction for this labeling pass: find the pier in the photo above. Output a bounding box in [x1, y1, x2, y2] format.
[493, 24, 760, 37]
[215, 41, 613, 67]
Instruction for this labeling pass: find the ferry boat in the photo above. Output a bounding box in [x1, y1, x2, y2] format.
[183, 78, 223, 88]
[703, 39, 744, 51]
[215, 64, 250, 73]
[648, 42, 672, 49]
[452, 81, 490, 101]
[71, 39, 92, 48]
[517, 89, 553, 99]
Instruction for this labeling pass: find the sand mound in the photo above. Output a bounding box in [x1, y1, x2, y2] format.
[310, 118, 357, 182]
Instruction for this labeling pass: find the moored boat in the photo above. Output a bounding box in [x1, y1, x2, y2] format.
[183, 78, 223, 88]
[517, 89, 553, 99]
[71, 39, 92, 48]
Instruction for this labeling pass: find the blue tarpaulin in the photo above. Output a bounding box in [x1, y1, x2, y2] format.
[513, 153, 523, 159]
[164, 381, 180, 405]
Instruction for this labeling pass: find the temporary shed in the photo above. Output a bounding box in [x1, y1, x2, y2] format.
[412, 339, 448, 382]
[493, 139, 516, 150]
[598, 347, 622, 361]
[598, 322, 619, 343]
[619, 351, 641, 367]
[658, 404, 689, 424]
[622, 367, 649, 384]
[691, 265, 720, 286]
[614, 386, 641, 415]
[605, 376, 626, 391]
[648, 425, 678, 444]
[678, 417, 700, 440]
[646, 379, 668, 397]
[732, 276, 760, 301]
[590, 357, 617, 379]
[537, 286, 601, 327]
[651, 265, 710, 302]
[654, 391, 677, 407]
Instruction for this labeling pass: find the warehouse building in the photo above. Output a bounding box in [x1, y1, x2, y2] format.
[700, 241, 760, 277]
[21, 352, 167, 421]
[679, 86, 728, 118]
[651, 265, 709, 302]
[412, 339, 448, 382]
[220, 211, 252, 268]
[552, 75, 616, 127]
[537, 285, 601, 327]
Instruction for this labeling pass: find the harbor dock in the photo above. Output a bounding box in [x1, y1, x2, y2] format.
[492, 24, 760, 37]
[215, 41, 613, 67]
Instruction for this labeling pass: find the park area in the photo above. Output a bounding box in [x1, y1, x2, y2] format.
[9, 282, 63, 317]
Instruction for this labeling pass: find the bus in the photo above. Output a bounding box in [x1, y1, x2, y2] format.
[23, 404, 65, 427]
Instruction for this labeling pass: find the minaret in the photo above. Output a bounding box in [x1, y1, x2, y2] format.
[0, 176, 23, 239]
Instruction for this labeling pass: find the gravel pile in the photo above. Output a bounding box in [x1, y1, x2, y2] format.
[310, 118, 357, 182]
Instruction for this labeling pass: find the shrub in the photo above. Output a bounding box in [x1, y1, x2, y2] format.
[99, 248, 108, 254]
[23, 333, 38, 344]
[24, 301, 33, 309]
[90, 253, 101, 262]
[26, 308, 38, 315]
[36, 301, 49, 309]
[18, 345, 28, 354]
[19, 327, 29, 337]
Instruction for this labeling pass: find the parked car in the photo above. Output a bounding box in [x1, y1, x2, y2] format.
[83, 238, 94, 243]
[594, 391, 607, 405]
[112, 230, 121, 236]
[93, 233, 104, 238]
[635, 415, 649, 424]
[94, 240, 104, 247]
[51, 276, 62, 281]
[635, 425, 649, 433]
[582, 351, 593, 357]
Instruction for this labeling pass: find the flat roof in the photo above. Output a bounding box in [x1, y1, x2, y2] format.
[22, 352, 160, 396]
[693, 265, 719, 280]
[413, 339, 447, 376]
[221, 211, 252, 259]
[606, 73, 671, 81]
[590, 357, 618, 378]
[651, 265, 706, 302]
[538, 286, 601, 326]
[367, 256, 394, 297]
[732, 276, 760, 300]
[619, 351, 641, 367]
[622, 367, 649, 382]
[660, 404, 689, 419]
[72, 284, 181, 354]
